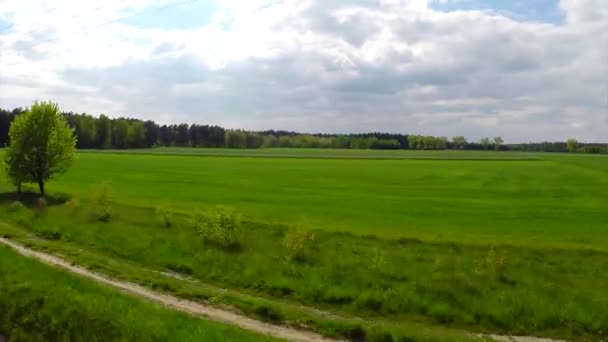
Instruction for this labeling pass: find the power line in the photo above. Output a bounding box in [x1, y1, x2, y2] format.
[4, 0, 199, 49]
[93, 0, 200, 29]
[0, 4, 62, 33]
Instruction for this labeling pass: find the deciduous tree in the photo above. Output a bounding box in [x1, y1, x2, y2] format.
[493, 136, 504, 151]
[4, 101, 76, 195]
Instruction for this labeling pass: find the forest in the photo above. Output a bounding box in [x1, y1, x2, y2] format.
[0, 107, 606, 153]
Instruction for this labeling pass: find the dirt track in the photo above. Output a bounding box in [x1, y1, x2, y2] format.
[0, 237, 337, 342]
[0, 237, 568, 342]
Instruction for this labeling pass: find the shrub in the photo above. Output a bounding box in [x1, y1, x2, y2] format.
[35, 227, 62, 241]
[92, 184, 112, 222]
[155, 206, 173, 228]
[7, 201, 33, 228]
[8, 201, 27, 213]
[284, 226, 316, 262]
[476, 246, 508, 280]
[65, 197, 81, 215]
[195, 206, 242, 249]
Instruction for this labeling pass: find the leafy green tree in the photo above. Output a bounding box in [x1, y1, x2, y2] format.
[245, 132, 263, 148]
[96, 115, 113, 148]
[225, 130, 247, 148]
[480, 137, 491, 150]
[127, 121, 146, 148]
[436, 137, 448, 150]
[262, 134, 278, 148]
[493, 136, 504, 151]
[4, 101, 76, 195]
[144, 120, 160, 147]
[112, 119, 129, 149]
[78, 114, 99, 148]
[452, 136, 468, 150]
[0, 109, 13, 147]
[567, 139, 578, 153]
[175, 124, 190, 146]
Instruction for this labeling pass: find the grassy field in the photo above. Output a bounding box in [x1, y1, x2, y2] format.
[81, 147, 545, 160]
[0, 148, 607, 341]
[8, 148, 607, 248]
[0, 245, 275, 341]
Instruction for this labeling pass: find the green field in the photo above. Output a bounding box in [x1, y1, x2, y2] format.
[0, 245, 275, 341]
[0, 148, 607, 341]
[18, 148, 608, 248]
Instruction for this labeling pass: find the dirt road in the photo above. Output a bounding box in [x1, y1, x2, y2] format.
[0, 237, 569, 342]
[0, 237, 338, 342]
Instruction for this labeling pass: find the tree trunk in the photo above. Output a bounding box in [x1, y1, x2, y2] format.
[17, 183, 22, 194]
[38, 181, 45, 196]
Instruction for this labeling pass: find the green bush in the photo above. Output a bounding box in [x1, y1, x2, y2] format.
[284, 226, 316, 262]
[475, 246, 509, 280]
[65, 197, 81, 215]
[92, 184, 112, 222]
[7, 201, 27, 213]
[194, 206, 241, 249]
[155, 205, 173, 228]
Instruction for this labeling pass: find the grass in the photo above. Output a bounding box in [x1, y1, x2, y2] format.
[0, 197, 606, 341]
[80, 147, 546, 160]
[4, 148, 606, 249]
[0, 148, 607, 341]
[0, 244, 277, 342]
[0, 222, 488, 342]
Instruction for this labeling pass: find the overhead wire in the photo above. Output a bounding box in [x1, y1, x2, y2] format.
[0, 4, 63, 33]
[1, 0, 199, 49]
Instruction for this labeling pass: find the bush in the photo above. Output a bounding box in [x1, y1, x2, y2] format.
[155, 206, 173, 228]
[8, 201, 27, 213]
[284, 226, 316, 262]
[92, 184, 112, 222]
[7, 201, 33, 228]
[195, 206, 242, 249]
[35, 227, 62, 241]
[476, 246, 508, 280]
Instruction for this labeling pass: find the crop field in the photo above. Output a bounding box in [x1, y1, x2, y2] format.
[0, 148, 607, 341]
[8, 148, 608, 248]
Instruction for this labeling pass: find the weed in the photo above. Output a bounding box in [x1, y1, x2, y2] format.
[65, 197, 81, 215]
[155, 205, 173, 228]
[369, 247, 386, 271]
[195, 206, 242, 249]
[92, 183, 112, 222]
[165, 263, 193, 275]
[284, 226, 316, 262]
[35, 227, 62, 240]
[8, 201, 26, 213]
[476, 245, 509, 280]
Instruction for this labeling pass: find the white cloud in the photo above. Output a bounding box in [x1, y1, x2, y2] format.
[0, 0, 606, 142]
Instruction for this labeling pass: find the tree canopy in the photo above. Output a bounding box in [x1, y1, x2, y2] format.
[0, 106, 606, 154]
[4, 101, 76, 195]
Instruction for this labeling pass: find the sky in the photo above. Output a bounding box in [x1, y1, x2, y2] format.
[0, 0, 606, 142]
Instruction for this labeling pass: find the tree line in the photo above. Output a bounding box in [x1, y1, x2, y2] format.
[0, 107, 606, 153]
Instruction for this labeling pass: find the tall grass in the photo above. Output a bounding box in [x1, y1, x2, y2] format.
[0, 247, 275, 341]
[1, 200, 606, 340]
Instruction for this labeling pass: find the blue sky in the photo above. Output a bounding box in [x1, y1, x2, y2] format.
[119, 0, 218, 29]
[114, 0, 566, 32]
[431, 0, 565, 23]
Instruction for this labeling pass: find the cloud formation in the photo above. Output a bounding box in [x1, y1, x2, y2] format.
[0, 0, 606, 142]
